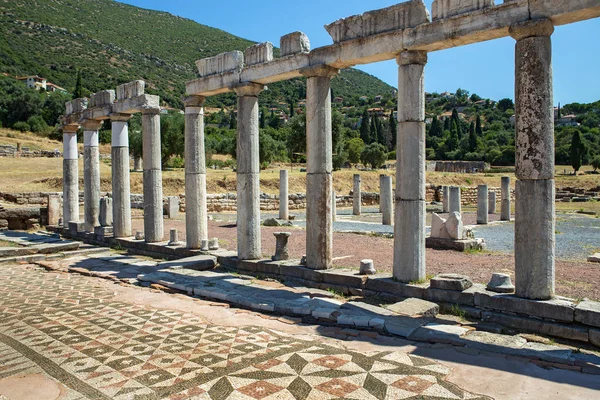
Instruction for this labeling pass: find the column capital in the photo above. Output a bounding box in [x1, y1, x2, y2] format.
[509, 18, 554, 41]
[81, 119, 103, 131]
[397, 50, 428, 66]
[141, 106, 161, 115]
[183, 95, 206, 108]
[233, 82, 265, 97]
[110, 113, 132, 122]
[300, 64, 339, 78]
[62, 124, 79, 134]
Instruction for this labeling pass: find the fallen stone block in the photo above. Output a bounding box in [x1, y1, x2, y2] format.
[384, 315, 429, 338]
[430, 274, 473, 291]
[34, 241, 80, 254]
[588, 253, 600, 263]
[575, 301, 600, 328]
[158, 255, 216, 271]
[387, 298, 439, 317]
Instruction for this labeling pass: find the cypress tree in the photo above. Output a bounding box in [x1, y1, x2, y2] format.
[570, 131, 585, 174]
[259, 108, 266, 129]
[73, 69, 83, 99]
[429, 116, 443, 137]
[360, 108, 371, 144]
[451, 108, 462, 138]
[229, 111, 237, 130]
[475, 115, 483, 137]
[468, 121, 478, 152]
[443, 116, 450, 131]
[389, 110, 397, 150]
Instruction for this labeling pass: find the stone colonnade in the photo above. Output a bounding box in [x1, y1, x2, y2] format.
[62, 126, 79, 226]
[82, 121, 102, 232]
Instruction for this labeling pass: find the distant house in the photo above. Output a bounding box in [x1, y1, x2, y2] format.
[46, 82, 68, 94]
[17, 75, 47, 90]
[556, 114, 579, 127]
[440, 91, 455, 99]
[333, 96, 344, 104]
[374, 95, 383, 103]
[509, 114, 516, 127]
[367, 107, 385, 117]
[359, 96, 369, 103]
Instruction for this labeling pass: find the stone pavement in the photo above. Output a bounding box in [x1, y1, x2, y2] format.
[0, 263, 490, 400]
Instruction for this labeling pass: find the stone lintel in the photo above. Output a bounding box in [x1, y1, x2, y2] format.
[82, 105, 113, 121]
[185, 71, 240, 97]
[183, 95, 206, 108]
[241, 53, 309, 85]
[300, 64, 339, 78]
[397, 50, 428, 66]
[509, 18, 554, 41]
[80, 120, 104, 131]
[244, 42, 274, 66]
[233, 82, 266, 97]
[116, 80, 145, 101]
[431, 0, 495, 21]
[112, 94, 159, 114]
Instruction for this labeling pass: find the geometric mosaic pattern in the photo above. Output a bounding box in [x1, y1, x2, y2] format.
[0, 264, 491, 399]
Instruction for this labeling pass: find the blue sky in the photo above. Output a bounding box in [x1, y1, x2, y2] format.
[119, 0, 599, 104]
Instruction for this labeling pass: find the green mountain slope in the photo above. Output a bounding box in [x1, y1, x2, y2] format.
[0, 0, 394, 108]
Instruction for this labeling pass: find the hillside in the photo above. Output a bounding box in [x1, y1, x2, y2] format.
[0, 0, 394, 108]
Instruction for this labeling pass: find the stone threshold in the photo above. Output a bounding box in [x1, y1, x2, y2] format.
[33, 254, 600, 376]
[49, 225, 600, 350]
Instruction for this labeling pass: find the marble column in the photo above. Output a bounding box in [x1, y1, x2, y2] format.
[442, 185, 449, 213]
[62, 126, 79, 226]
[82, 120, 102, 232]
[510, 19, 555, 300]
[449, 186, 462, 214]
[501, 176, 511, 221]
[234, 83, 265, 260]
[110, 114, 132, 238]
[332, 190, 337, 222]
[381, 175, 393, 226]
[353, 174, 361, 216]
[477, 185, 489, 224]
[394, 51, 427, 283]
[489, 191, 497, 214]
[184, 95, 208, 249]
[142, 108, 163, 243]
[302, 65, 338, 270]
[279, 169, 289, 220]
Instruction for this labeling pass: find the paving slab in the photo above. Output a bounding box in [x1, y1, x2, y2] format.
[387, 298, 440, 317]
[409, 323, 470, 346]
[158, 254, 217, 270]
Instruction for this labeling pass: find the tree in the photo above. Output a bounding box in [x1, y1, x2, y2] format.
[259, 107, 266, 129]
[468, 121, 478, 152]
[428, 116, 443, 138]
[229, 111, 237, 130]
[570, 130, 586, 174]
[360, 108, 370, 144]
[475, 115, 483, 137]
[498, 98, 514, 112]
[73, 69, 84, 99]
[388, 110, 397, 150]
[451, 108, 462, 138]
[346, 137, 365, 164]
[360, 143, 387, 169]
[288, 99, 295, 118]
[591, 155, 600, 172]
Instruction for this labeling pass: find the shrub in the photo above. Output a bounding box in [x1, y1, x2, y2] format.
[12, 121, 30, 132]
[27, 115, 49, 134]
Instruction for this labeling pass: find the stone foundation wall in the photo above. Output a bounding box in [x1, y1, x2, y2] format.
[0, 145, 62, 158]
[426, 161, 490, 173]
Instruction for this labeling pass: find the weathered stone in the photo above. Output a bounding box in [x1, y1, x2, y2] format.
[208, 238, 219, 251]
[587, 253, 600, 263]
[272, 232, 291, 261]
[166, 196, 179, 219]
[47, 194, 61, 226]
[477, 184, 488, 224]
[116, 80, 145, 100]
[365, 276, 427, 299]
[431, 0, 494, 21]
[487, 273, 515, 293]
[280, 31, 310, 56]
[465, 331, 527, 353]
[442, 185, 449, 213]
[321, 269, 367, 288]
[380, 175, 393, 225]
[196, 51, 244, 77]
[387, 298, 439, 317]
[201, 239, 209, 252]
[244, 42, 273, 66]
[359, 259, 376, 275]
[590, 329, 600, 347]
[353, 174, 361, 215]
[325, 1, 430, 43]
[575, 301, 600, 328]
[135, 231, 144, 240]
[488, 191, 497, 214]
[83, 129, 100, 233]
[449, 186, 461, 213]
[279, 170, 289, 220]
[408, 323, 469, 346]
[501, 176, 511, 221]
[159, 255, 216, 271]
[263, 218, 292, 227]
[111, 118, 132, 238]
[65, 98, 88, 115]
[89, 90, 115, 107]
[99, 197, 113, 227]
[430, 213, 449, 239]
[475, 291, 575, 322]
[430, 274, 473, 291]
[168, 228, 183, 246]
[384, 315, 429, 338]
[446, 211, 464, 240]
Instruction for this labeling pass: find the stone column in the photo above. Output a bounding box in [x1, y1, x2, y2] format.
[489, 191, 497, 214]
[234, 83, 265, 260]
[501, 176, 511, 221]
[381, 175, 393, 226]
[184, 96, 208, 249]
[141, 108, 163, 243]
[442, 186, 449, 213]
[133, 156, 143, 172]
[82, 120, 102, 232]
[110, 114, 132, 238]
[394, 51, 427, 283]
[449, 186, 461, 214]
[353, 174, 361, 216]
[62, 126, 79, 226]
[302, 65, 338, 270]
[510, 19, 555, 300]
[477, 185, 489, 224]
[332, 190, 337, 222]
[279, 169, 289, 220]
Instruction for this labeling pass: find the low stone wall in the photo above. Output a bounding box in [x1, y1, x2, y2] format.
[0, 145, 62, 158]
[0, 206, 44, 230]
[426, 161, 490, 173]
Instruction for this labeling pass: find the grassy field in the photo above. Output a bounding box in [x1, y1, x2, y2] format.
[1, 128, 598, 202]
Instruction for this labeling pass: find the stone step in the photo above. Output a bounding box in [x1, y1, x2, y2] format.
[159, 255, 217, 271]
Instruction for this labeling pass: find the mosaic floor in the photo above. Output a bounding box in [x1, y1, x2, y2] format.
[0, 264, 490, 399]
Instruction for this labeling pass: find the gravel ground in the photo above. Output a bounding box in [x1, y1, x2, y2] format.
[131, 210, 600, 301]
